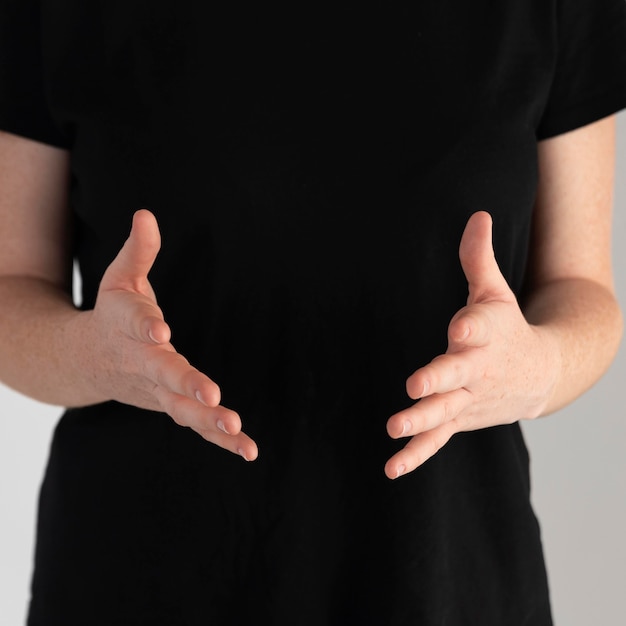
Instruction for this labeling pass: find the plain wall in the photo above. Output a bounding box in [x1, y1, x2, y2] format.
[1, 111, 625, 624]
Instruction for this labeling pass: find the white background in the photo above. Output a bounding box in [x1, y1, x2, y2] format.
[1, 112, 625, 624]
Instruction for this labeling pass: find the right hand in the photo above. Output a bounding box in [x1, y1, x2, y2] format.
[81, 209, 258, 461]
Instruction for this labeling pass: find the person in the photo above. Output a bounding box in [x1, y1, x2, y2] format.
[1, 1, 626, 624]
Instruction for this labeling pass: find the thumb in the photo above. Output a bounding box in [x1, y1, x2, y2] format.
[459, 211, 512, 304]
[101, 209, 161, 293]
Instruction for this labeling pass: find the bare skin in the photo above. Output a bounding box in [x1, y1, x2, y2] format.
[0, 115, 622, 475]
[385, 116, 622, 477]
[0, 134, 257, 461]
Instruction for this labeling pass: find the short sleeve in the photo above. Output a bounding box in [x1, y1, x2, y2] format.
[536, 0, 626, 140]
[0, 0, 69, 148]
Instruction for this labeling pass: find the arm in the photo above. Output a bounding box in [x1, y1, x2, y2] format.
[0, 131, 257, 460]
[0, 131, 83, 402]
[523, 115, 622, 411]
[385, 115, 623, 478]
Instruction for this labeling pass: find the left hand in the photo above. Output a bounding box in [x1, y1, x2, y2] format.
[385, 211, 560, 479]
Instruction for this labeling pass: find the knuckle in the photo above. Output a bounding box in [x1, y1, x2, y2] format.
[179, 367, 199, 393]
[164, 402, 187, 427]
[154, 385, 194, 429]
[453, 412, 471, 432]
[441, 398, 455, 422]
[428, 358, 445, 385]
[153, 385, 174, 414]
[150, 360, 169, 387]
[432, 355, 463, 389]
[449, 361, 464, 387]
[149, 351, 186, 388]
[411, 412, 427, 433]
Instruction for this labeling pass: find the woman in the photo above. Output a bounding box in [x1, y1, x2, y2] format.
[1, 1, 626, 624]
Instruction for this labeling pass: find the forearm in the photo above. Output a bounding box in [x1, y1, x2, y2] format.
[524, 277, 623, 415]
[0, 275, 106, 407]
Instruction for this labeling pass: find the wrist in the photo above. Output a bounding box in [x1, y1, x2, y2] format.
[527, 322, 564, 418]
[64, 308, 112, 407]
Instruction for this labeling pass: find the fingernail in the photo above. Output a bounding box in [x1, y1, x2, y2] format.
[217, 419, 230, 435]
[422, 380, 430, 397]
[401, 420, 412, 436]
[148, 328, 159, 343]
[459, 325, 470, 341]
[238, 447, 250, 461]
[396, 464, 406, 478]
[195, 390, 207, 406]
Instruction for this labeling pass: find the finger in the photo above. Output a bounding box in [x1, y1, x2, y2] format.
[101, 209, 161, 292]
[197, 428, 259, 462]
[388, 388, 471, 438]
[459, 211, 513, 304]
[447, 306, 493, 348]
[130, 303, 171, 345]
[406, 351, 477, 399]
[144, 348, 222, 408]
[157, 387, 241, 436]
[107, 290, 172, 344]
[385, 420, 458, 479]
[144, 316, 171, 345]
[155, 387, 257, 460]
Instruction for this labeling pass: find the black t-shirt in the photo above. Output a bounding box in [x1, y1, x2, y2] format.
[2, 2, 626, 625]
